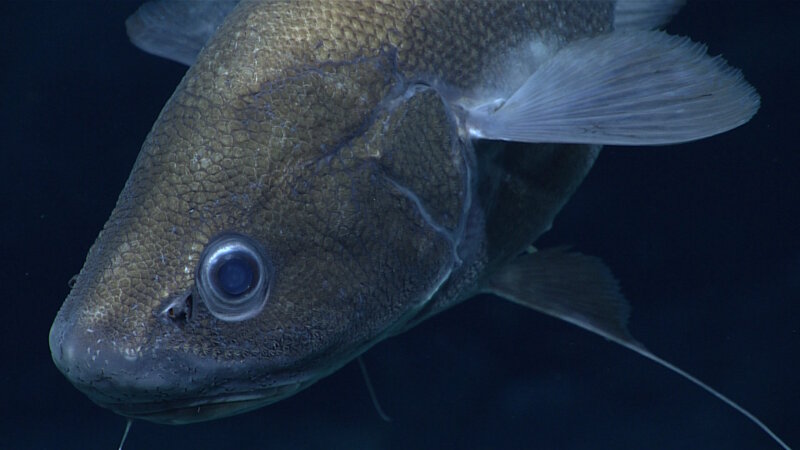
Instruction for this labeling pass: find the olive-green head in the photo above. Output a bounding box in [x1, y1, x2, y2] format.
[49, 3, 470, 423]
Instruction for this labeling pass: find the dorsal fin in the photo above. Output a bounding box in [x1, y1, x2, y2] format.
[485, 248, 791, 450]
[125, 0, 239, 66]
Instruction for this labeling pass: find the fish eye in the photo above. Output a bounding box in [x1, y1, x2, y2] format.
[196, 233, 273, 322]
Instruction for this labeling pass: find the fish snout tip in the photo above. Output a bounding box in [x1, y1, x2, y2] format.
[48, 312, 142, 407]
[49, 314, 105, 386]
[48, 313, 73, 377]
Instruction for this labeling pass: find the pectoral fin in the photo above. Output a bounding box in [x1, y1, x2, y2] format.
[466, 30, 760, 146]
[485, 247, 638, 347]
[485, 248, 790, 450]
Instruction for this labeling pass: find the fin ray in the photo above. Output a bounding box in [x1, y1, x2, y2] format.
[485, 247, 636, 345]
[467, 31, 760, 146]
[485, 248, 790, 450]
[614, 0, 686, 30]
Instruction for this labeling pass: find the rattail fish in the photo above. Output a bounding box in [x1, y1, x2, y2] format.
[49, 1, 790, 448]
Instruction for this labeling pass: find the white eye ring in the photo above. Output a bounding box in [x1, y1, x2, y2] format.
[195, 233, 273, 322]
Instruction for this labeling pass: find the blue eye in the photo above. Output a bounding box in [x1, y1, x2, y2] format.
[216, 258, 254, 296]
[196, 233, 273, 321]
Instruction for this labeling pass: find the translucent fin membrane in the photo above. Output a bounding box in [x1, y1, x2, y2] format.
[614, 0, 686, 30]
[467, 30, 760, 146]
[486, 248, 790, 450]
[125, 0, 238, 65]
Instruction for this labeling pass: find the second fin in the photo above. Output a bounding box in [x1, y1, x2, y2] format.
[484, 247, 790, 450]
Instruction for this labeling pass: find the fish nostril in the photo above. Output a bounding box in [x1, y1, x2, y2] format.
[162, 290, 193, 326]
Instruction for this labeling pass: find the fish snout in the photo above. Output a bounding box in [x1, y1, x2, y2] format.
[49, 313, 146, 408]
[48, 314, 202, 422]
[49, 310, 306, 424]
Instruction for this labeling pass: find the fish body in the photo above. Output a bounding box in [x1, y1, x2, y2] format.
[49, 1, 783, 446]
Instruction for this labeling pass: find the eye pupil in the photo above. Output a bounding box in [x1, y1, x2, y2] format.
[196, 233, 273, 322]
[216, 258, 254, 296]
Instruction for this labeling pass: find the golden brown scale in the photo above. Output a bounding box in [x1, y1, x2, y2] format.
[63, 0, 612, 367]
[49, 4, 787, 442]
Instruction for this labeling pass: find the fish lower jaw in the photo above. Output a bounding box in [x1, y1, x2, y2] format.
[103, 382, 310, 424]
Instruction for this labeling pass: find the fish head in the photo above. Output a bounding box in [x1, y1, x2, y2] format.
[49, 16, 471, 424]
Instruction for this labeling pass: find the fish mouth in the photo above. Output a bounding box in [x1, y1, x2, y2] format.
[49, 312, 316, 425]
[123, 398, 267, 424]
[58, 355, 316, 424]
[100, 384, 311, 424]
[54, 345, 316, 424]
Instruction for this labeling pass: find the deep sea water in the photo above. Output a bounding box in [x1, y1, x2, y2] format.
[1, 1, 797, 449]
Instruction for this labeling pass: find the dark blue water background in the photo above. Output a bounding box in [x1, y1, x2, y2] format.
[1, 2, 797, 449]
